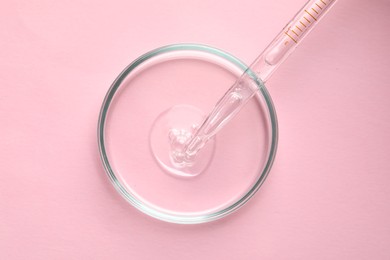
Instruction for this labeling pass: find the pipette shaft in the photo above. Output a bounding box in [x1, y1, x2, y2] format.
[181, 0, 337, 163]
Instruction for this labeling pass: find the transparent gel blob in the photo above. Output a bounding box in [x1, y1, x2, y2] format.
[149, 104, 216, 177]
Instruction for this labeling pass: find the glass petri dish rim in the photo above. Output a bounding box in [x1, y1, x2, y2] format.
[98, 43, 278, 224]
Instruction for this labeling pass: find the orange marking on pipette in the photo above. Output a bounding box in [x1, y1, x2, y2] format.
[284, 31, 297, 43]
[303, 16, 311, 23]
[291, 29, 299, 36]
[316, 3, 323, 10]
[300, 21, 307, 27]
[312, 7, 318, 14]
[320, 0, 327, 5]
[305, 10, 317, 21]
[296, 25, 302, 32]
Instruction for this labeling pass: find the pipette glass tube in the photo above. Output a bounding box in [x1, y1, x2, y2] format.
[178, 0, 337, 167]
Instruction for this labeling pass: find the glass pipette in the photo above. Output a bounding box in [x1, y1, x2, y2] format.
[176, 0, 338, 165]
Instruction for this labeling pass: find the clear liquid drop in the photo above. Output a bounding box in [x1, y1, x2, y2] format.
[149, 105, 215, 178]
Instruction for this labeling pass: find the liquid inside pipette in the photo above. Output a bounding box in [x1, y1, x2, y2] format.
[170, 0, 337, 168]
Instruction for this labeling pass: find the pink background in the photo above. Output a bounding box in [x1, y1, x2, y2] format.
[1, 0, 390, 259]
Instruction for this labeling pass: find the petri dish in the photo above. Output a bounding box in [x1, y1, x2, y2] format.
[98, 44, 278, 224]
